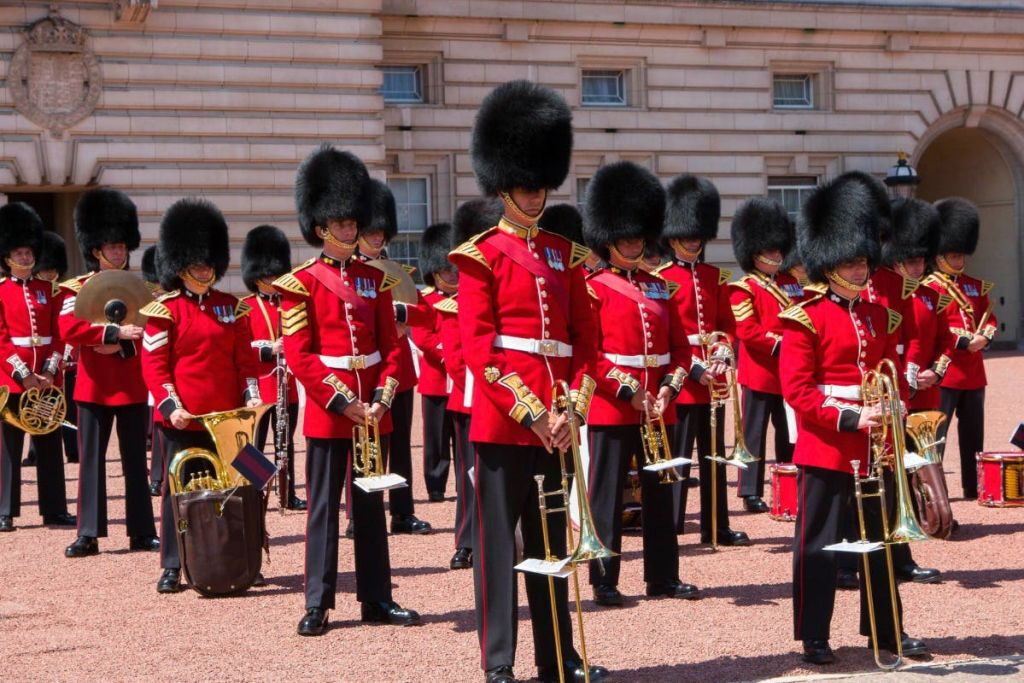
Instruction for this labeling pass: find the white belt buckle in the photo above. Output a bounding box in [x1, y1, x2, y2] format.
[537, 339, 558, 357]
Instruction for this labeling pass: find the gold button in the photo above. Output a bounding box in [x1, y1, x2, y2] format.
[543, 317, 550, 325]
[647, 342, 654, 349]
[542, 304, 549, 311]
[540, 291, 548, 298]
[538, 277, 546, 285]
[543, 331, 551, 339]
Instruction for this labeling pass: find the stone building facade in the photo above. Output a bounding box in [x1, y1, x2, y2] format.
[2, 0, 1023, 343]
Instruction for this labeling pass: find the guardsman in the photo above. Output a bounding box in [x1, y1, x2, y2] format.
[924, 198, 996, 501]
[356, 179, 431, 535]
[410, 222, 454, 504]
[728, 197, 797, 513]
[280, 145, 420, 636]
[781, 172, 928, 665]
[654, 176, 749, 546]
[241, 225, 305, 511]
[140, 198, 262, 593]
[450, 80, 605, 683]
[0, 203, 74, 533]
[581, 161, 695, 607]
[140, 245, 164, 497]
[61, 188, 159, 558]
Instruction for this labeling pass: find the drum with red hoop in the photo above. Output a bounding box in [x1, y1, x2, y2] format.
[977, 452, 1024, 507]
[770, 464, 799, 521]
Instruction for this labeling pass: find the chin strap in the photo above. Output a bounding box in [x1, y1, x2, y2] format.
[756, 253, 782, 267]
[936, 254, 964, 276]
[97, 251, 127, 270]
[608, 244, 642, 268]
[319, 228, 358, 259]
[181, 269, 215, 293]
[433, 274, 457, 294]
[826, 269, 868, 293]
[500, 191, 545, 229]
[357, 235, 383, 258]
[5, 257, 35, 276]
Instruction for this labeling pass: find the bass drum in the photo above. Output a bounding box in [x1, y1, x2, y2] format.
[977, 452, 1024, 507]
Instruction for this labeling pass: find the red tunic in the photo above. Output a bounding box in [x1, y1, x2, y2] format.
[450, 221, 597, 446]
[0, 275, 62, 395]
[780, 291, 904, 475]
[905, 286, 951, 411]
[923, 271, 998, 391]
[653, 259, 735, 404]
[408, 287, 447, 397]
[865, 267, 918, 360]
[586, 266, 688, 427]
[434, 295, 469, 415]
[56, 272, 148, 406]
[274, 255, 403, 439]
[140, 288, 261, 431]
[242, 292, 299, 406]
[728, 270, 800, 395]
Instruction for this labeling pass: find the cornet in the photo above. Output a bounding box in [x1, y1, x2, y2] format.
[641, 407, 682, 484]
[352, 412, 407, 492]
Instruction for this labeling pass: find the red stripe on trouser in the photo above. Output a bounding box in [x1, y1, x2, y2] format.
[454, 419, 470, 547]
[76, 418, 85, 534]
[474, 448, 488, 670]
[795, 468, 806, 639]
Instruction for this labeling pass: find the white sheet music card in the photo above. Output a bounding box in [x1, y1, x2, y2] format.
[515, 557, 573, 578]
[903, 452, 930, 472]
[643, 456, 692, 472]
[354, 474, 408, 493]
[823, 539, 883, 554]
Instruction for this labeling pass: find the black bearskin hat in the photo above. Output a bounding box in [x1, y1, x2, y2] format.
[365, 178, 398, 241]
[840, 171, 891, 242]
[934, 197, 980, 255]
[730, 197, 793, 273]
[882, 198, 941, 266]
[538, 203, 584, 245]
[156, 198, 230, 291]
[584, 161, 665, 260]
[36, 231, 69, 279]
[74, 188, 140, 271]
[471, 80, 573, 195]
[0, 202, 44, 273]
[140, 245, 159, 284]
[452, 197, 503, 247]
[663, 175, 720, 243]
[242, 224, 291, 294]
[294, 144, 372, 247]
[798, 172, 884, 284]
[779, 216, 801, 273]
[419, 222, 453, 280]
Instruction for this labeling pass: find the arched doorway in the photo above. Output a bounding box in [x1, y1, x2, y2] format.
[916, 125, 1022, 346]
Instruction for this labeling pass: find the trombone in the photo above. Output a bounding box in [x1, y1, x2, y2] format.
[535, 381, 616, 683]
[852, 359, 929, 670]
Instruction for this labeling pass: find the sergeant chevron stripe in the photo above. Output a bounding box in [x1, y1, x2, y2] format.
[142, 330, 169, 351]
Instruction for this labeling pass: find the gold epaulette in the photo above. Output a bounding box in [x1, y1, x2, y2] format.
[449, 229, 492, 270]
[50, 281, 61, 297]
[234, 298, 252, 318]
[139, 297, 174, 321]
[569, 241, 591, 268]
[729, 277, 753, 295]
[664, 279, 680, 299]
[401, 263, 417, 276]
[651, 262, 672, 276]
[0, 276, 6, 284]
[718, 267, 733, 285]
[379, 272, 400, 292]
[58, 275, 85, 294]
[433, 297, 458, 314]
[273, 266, 310, 298]
[901, 275, 920, 300]
[804, 282, 829, 295]
[936, 293, 953, 313]
[421, 285, 436, 296]
[887, 308, 903, 334]
[921, 272, 943, 288]
[586, 283, 599, 300]
[778, 302, 817, 334]
[981, 280, 994, 296]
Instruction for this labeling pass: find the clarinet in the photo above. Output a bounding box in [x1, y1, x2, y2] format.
[275, 310, 290, 511]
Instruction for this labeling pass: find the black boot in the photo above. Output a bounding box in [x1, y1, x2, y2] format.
[64, 536, 99, 558]
[129, 535, 160, 551]
[802, 639, 835, 664]
[156, 568, 182, 594]
[743, 495, 769, 513]
[287, 496, 307, 511]
[360, 600, 421, 626]
[646, 580, 700, 600]
[42, 513, 76, 526]
[390, 514, 432, 534]
[593, 584, 624, 607]
[297, 607, 328, 636]
[0, 516, 14, 532]
[449, 547, 472, 570]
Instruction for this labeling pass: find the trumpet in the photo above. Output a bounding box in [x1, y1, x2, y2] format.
[535, 381, 615, 683]
[354, 414, 384, 479]
[641, 407, 682, 484]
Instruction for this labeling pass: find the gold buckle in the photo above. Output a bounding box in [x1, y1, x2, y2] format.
[537, 340, 558, 356]
[349, 355, 366, 370]
[645, 355, 658, 367]
[31, 336, 42, 347]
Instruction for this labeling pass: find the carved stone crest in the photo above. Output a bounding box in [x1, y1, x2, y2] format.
[8, 12, 102, 135]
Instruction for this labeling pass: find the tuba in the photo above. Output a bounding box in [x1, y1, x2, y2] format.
[0, 385, 71, 435]
[167, 404, 272, 597]
[905, 411, 954, 540]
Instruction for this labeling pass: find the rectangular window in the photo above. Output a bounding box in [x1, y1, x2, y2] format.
[380, 65, 423, 103]
[582, 69, 627, 107]
[767, 177, 818, 218]
[385, 235, 421, 273]
[576, 177, 590, 210]
[388, 177, 430, 233]
[772, 74, 813, 109]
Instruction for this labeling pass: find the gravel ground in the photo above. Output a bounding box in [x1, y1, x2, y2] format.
[2, 351, 1022, 682]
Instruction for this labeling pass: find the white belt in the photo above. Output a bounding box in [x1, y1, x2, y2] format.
[896, 343, 905, 355]
[686, 334, 711, 346]
[319, 351, 381, 370]
[817, 384, 862, 400]
[603, 352, 669, 368]
[494, 335, 573, 358]
[11, 335, 52, 347]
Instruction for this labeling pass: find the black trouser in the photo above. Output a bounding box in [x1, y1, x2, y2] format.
[0, 419, 68, 518]
[793, 465, 903, 641]
[384, 389, 415, 517]
[148, 407, 164, 487]
[671, 403, 731, 537]
[76, 402, 155, 539]
[738, 388, 793, 498]
[452, 411, 474, 550]
[159, 426, 214, 570]
[255, 402, 300, 502]
[587, 425, 678, 587]
[472, 442, 579, 673]
[421, 394, 454, 496]
[305, 437, 392, 609]
[938, 387, 985, 499]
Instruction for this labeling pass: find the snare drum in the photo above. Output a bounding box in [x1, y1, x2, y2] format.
[977, 452, 1024, 507]
[770, 464, 799, 521]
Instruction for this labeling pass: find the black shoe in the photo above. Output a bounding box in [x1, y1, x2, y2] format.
[252, 572, 267, 587]
[743, 495, 769, 513]
[65, 536, 98, 558]
[485, 665, 516, 683]
[286, 496, 307, 511]
[428, 491, 445, 502]
[21, 454, 36, 467]
[685, 476, 700, 488]
[593, 584, 624, 607]
[149, 482, 162, 497]
[297, 607, 328, 636]
[700, 529, 751, 546]
[871, 633, 929, 657]
[837, 568, 859, 590]
[951, 519, 960, 534]
[129, 535, 160, 552]
[360, 600, 421, 626]
[0, 516, 13, 532]
[450, 547, 472, 570]
[156, 568, 182, 594]
[646, 580, 700, 600]
[802, 639, 835, 664]
[391, 514, 432, 534]
[538, 661, 609, 683]
[42, 513, 76, 526]
[896, 564, 940, 584]
[65, 455, 78, 464]
[344, 519, 354, 539]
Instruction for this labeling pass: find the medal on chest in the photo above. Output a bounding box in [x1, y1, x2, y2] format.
[544, 247, 565, 272]
[212, 304, 236, 324]
[782, 282, 803, 298]
[962, 282, 979, 297]
[641, 281, 668, 300]
[922, 296, 934, 311]
[35, 289, 47, 305]
[355, 276, 377, 299]
[864, 314, 877, 338]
